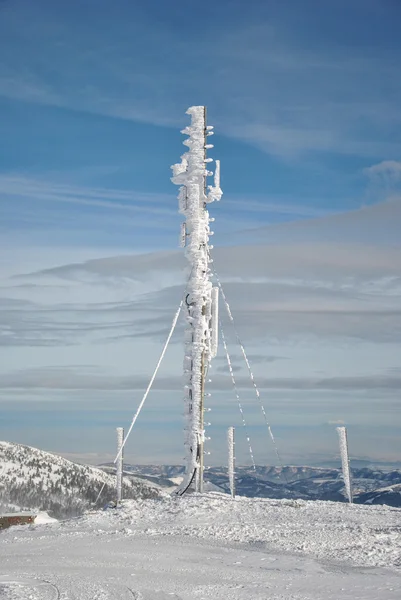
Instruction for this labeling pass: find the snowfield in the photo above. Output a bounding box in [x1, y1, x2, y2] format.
[0, 493, 400, 599]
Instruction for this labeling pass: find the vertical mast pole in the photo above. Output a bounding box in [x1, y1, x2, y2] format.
[116, 427, 124, 504]
[197, 350, 205, 493]
[171, 106, 222, 495]
[198, 107, 207, 495]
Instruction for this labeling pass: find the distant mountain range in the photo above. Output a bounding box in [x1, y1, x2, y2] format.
[107, 464, 401, 507]
[0, 441, 162, 519]
[2, 440, 400, 522]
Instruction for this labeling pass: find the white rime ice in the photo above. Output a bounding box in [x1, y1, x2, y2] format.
[171, 106, 222, 489]
[227, 427, 236, 498]
[337, 426, 353, 503]
[116, 427, 124, 504]
[210, 286, 219, 358]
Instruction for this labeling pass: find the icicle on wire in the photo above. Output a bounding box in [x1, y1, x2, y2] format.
[220, 320, 256, 470]
[212, 267, 288, 480]
[114, 298, 184, 465]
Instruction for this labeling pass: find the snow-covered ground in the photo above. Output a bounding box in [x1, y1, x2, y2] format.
[0, 493, 400, 599]
[33, 511, 58, 525]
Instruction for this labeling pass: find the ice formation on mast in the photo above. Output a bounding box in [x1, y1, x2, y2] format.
[171, 106, 222, 493]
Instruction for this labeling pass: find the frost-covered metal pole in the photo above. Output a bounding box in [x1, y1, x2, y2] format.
[116, 427, 124, 504]
[336, 426, 353, 503]
[172, 106, 222, 494]
[228, 427, 235, 498]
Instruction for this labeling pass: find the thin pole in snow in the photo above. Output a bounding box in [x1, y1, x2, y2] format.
[116, 427, 124, 504]
[336, 426, 353, 504]
[228, 426, 235, 498]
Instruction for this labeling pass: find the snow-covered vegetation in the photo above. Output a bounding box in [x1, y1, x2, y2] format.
[0, 441, 161, 518]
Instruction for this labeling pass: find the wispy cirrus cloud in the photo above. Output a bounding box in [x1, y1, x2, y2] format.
[2, 0, 401, 464]
[0, 175, 174, 215]
[1, 0, 400, 158]
[0, 174, 182, 250]
[1, 174, 337, 245]
[1, 232, 400, 463]
[226, 197, 336, 219]
[1, 233, 400, 353]
[364, 160, 401, 179]
[238, 194, 401, 246]
[1, 366, 401, 393]
[363, 160, 401, 200]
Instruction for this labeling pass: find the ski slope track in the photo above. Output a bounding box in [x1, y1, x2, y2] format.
[1, 493, 400, 599]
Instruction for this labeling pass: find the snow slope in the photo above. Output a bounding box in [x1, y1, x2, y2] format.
[0, 441, 162, 518]
[0, 493, 400, 599]
[357, 483, 401, 507]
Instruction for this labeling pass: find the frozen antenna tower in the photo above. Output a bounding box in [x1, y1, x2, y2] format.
[171, 106, 222, 494]
[336, 426, 353, 504]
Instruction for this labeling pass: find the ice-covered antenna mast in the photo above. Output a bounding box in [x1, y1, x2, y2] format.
[171, 106, 222, 494]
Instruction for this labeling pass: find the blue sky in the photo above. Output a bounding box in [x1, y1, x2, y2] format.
[1, 0, 401, 467]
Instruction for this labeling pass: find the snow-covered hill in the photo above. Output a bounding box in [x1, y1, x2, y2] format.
[0, 493, 400, 599]
[0, 441, 162, 518]
[356, 483, 401, 507]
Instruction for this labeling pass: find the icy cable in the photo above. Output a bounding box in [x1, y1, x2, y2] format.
[94, 480, 106, 506]
[220, 320, 256, 470]
[213, 267, 289, 480]
[114, 299, 184, 465]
